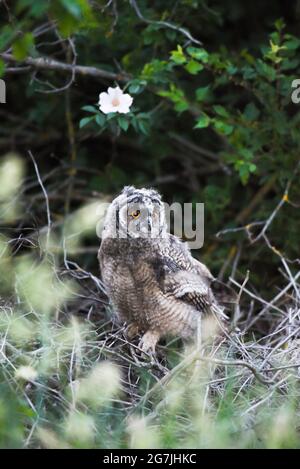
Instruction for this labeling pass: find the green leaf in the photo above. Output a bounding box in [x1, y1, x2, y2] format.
[12, 33, 34, 61]
[16, 0, 48, 17]
[235, 160, 256, 184]
[157, 90, 171, 98]
[118, 116, 129, 132]
[187, 47, 209, 63]
[174, 101, 189, 113]
[106, 113, 116, 121]
[0, 25, 14, 51]
[214, 120, 234, 135]
[284, 37, 300, 50]
[141, 60, 168, 82]
[170, 45, 186, 65]
[0, 59, 5, 78]
[256, 60, 276, 81]
[226, 64, 238, 75]
[213, 105, 229, 118]
[95, 114, 105, 126]
[61, 0, 82, 19]
[195, 86, 211, 102]
[240, 148, 253, 160]
[158, 84, 189, 113]
[184, 60, 203, 75]
[128, 84, 140, 94]
[82, 105, 98, 113]
[242, 65, 256, 80]
[131, 116, 139, 132]
[128, 79, 147, 95]
[281, 58, 300, 70]
[239, 165, 250, 184]
[79, 116, 94, 128]
[142, 23, 163, 46]
[49, 0, 93, 37]
[274, 18, 285, 31]
[137, 119, 149, 135]
[243, 102, 260, 121]
[240, 49, 256, 65]
[194, 113, 210, 129]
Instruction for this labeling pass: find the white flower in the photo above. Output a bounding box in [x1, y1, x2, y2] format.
[99, 86, 133, 114]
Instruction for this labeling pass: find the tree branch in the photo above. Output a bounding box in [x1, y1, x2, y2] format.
[1, 53, 130, 82]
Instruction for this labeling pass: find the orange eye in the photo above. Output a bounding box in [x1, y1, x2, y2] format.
[131, 210, 140, 219]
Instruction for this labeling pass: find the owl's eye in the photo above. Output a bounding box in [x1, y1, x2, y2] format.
[130, 210, 141, 219]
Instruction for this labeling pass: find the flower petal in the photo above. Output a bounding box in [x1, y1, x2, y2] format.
[117, 104, 130, 114]
[116, 93, 133, 113]
[99, 92, 110, 106]
[114, 86, 123, 98]
[107, 86, 120, 97]
[122, 93, 133, 107]
[100, 102, 115, 114]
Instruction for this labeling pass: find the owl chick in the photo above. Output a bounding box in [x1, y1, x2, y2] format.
[98, 186, 225, 353]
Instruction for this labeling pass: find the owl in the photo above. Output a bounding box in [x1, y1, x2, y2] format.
[98, 186, 225, 353]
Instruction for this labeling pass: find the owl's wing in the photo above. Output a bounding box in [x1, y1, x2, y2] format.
[160, 235, 214, 280]
[163, 268, 215, 313]
[163, 267, 227, 319]
[152, 240, 226, 318]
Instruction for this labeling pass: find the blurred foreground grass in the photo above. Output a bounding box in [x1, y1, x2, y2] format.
[1, 293, 300, 449]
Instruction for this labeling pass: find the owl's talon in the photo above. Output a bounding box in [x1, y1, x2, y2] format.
[138, 330, 160, 355]
[125, 323, 140, 340]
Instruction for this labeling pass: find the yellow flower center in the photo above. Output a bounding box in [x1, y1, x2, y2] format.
[112, 97, 120, 107]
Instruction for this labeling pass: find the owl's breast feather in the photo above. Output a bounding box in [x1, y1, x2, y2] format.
[98, 238, 159, 321]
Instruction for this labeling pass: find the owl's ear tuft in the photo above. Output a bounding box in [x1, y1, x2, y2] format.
[149, 188, 162, 198]
[121, 185, 136, 196]
[145, 187, 162, 203]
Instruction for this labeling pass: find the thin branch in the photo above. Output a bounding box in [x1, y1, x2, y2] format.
[233, 269, 249, 326]
[28, 151, 51, 250]
[229, 277, 285, 315]
[129, 0, 202, 45]
[244, 270, 300, 332]
[251, 164, 300, 243]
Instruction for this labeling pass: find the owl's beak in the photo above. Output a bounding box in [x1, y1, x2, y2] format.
[145, 204, 155, 235]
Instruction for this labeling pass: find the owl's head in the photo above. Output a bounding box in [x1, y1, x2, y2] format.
[102, 186, 167, 239]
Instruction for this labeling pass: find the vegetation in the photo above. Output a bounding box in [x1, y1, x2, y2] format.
[0, 0, 300, 449]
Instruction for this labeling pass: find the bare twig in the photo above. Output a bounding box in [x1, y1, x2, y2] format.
[233, 270, 250, 326]
[28, 151, 51, 250]
[129, 0, 202, 45]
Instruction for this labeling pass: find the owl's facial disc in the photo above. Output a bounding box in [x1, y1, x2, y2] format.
[117, 197, 165, 239]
